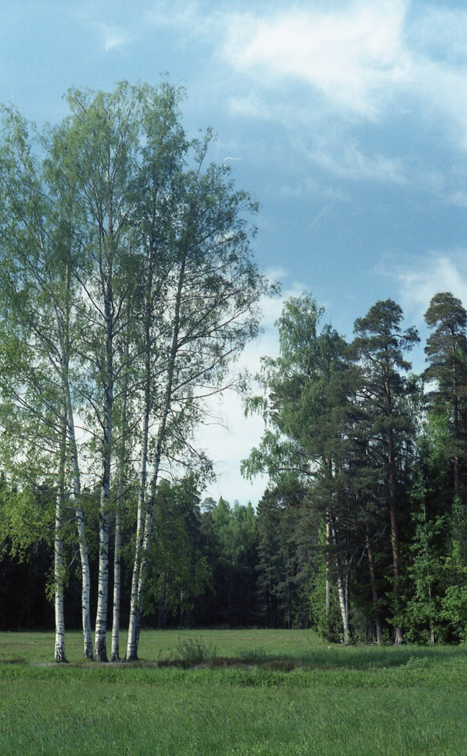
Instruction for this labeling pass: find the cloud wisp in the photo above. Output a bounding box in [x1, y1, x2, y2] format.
[223, 0, 410, 120]
[206, 0, 467, 186]
[389, 250, 467, 323]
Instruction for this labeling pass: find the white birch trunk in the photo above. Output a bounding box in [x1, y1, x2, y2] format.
[66, 395, 93, 659]
[330, 519, 349, 645]
[54, 301, 93, 659]
[54, 404, 67, 663]
[336, 570, 349, 645]
[131, 434, 165, 656]
[111, 326, 130, 662]
[94, 414, 112, 662]
[126, 254, 186, 661]
[76, 504, 93, 658]
[111, 504, 122, 661]
[54, 502, 66, 661]
[94, 279, 114, 662]
[125, 237, 157, 660]
[125, 324, 152, 660]
[125, 409, 150, 659]
[125, 391, 171, 660]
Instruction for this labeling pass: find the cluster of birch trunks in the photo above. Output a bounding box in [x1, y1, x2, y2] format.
[0, 82, 269, 661]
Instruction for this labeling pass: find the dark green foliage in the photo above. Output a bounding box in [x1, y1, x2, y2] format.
[143, 477, 212, 629]
[256, 481, 316, 630]
[424, 292, 467, 495]
[243, 291, 467, 644]
[198, 496, 259, 627]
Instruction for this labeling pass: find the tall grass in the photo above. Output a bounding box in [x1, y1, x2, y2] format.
[0, 630, 466, 754]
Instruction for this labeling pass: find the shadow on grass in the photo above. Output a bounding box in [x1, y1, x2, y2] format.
[147, 641, 467, 672]
[1, 636, 466, 673]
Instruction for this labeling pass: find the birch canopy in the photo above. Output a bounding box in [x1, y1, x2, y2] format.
[0, 81, 269, 661]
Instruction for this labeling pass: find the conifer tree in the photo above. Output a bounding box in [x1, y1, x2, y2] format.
[424, 292, 467, 495]
[351, 299, 419, 644]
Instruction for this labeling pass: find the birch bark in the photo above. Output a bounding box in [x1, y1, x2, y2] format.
[330, 516, 349, 645]
[125, 257, 155, 661]
[63, 373, 93, 659]
[53, 294, 93, 659]
[94, 273, 114, 663]
[54, 403, 67, 663]
[126, 253, 186, 661]
[111, 322, 130, 662]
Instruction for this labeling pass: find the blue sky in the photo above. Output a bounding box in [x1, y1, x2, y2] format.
[3, 0, 467, 504]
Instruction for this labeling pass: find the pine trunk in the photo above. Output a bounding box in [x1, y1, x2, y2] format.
[388, 430, 403, 644]
[453, 337, 460, 493]
[365, 527, 382, 644]
[325, 516, 331, 637]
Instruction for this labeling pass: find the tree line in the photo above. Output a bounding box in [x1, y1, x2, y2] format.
[243, 291, 467, 645]
[0, 482, 261, 632]
[3, 288, 467, 647]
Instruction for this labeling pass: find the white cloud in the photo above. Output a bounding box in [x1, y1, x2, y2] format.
[448, 191, 467, 208]
[384, 250, 467, 374]
[102, 28, 129, 51]
[76, 4, 133, 52]
[215, 1, 416, 184]
[82, 0, 467, 163]
[228, 94, 272, 121]
[144, 1, 218, 38]
[223, 0, 410, 119]
[277, 178, 349, 202]
[391, 250, 467, 321]
[308, 139, 406, 183]
[210, 1, 467, 177]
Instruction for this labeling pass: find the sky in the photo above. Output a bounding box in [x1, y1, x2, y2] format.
[2, 0, 467, 505]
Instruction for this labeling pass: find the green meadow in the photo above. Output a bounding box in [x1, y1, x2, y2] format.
[0, 629, 466, 755]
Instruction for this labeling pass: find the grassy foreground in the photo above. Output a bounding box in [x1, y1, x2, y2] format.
[0, 630, 466, 755]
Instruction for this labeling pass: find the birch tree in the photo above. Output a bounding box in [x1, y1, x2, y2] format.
[243, 293, 353, 640]
[125, 136, 269, 660]
[0, 80, 269, 659]
[0, 109, 93, 658]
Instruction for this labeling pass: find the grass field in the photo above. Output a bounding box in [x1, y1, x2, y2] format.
[0, 629, 466, 755]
